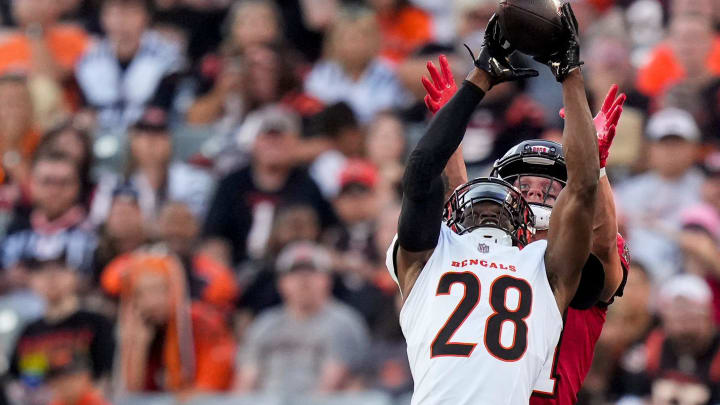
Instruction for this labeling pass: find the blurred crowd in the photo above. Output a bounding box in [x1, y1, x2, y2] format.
[0, 0, 718, 404]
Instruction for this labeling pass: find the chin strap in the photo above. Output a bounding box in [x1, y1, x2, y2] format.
[470, 227, 514, 247]
[530, 204, 552, 231]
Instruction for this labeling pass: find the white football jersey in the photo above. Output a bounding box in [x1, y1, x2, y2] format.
[386, 224, 563, 405]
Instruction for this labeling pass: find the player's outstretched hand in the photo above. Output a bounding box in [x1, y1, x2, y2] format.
[422, 55, 458, 115]
[534, 3, 583, 82]
[469, 14, 538, 87]
[560, 84, 626, 168]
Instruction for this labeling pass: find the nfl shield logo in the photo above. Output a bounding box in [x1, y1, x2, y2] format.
[478, 243, 490, 253]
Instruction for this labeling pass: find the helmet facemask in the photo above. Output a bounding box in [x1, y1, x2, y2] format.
[505, 173, 565, 231]
[444, 178, 535, 247]
[491, 141, 567, 232]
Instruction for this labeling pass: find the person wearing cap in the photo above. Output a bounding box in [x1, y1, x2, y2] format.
[235, 241, 369, 394]
[238, 203, 323, 316]
[616, 107, 704, 282]
[89, 106, 214, 226]
[8, 253, 114, 405]
[614, 274, 720, 404]
[324, 160, 387, 325]
[203, 106, 336, 266]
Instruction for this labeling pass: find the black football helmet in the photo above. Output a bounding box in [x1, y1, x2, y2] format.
[490, 140, 566, 230]
[444, 177, 535, 247]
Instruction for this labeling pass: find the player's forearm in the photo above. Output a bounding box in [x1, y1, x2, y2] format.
[406, 78, 486, 190]
[561, 70, 599, 198]
[591, 177, 625, 300]
[399, 78, 485, 251]
[591, 177, 617, 261]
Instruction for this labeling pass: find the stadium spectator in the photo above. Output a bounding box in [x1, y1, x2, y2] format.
[8, 251, 114, 405]
[325, 160, 381, 267]
[2, 151, 96, 279]
[101, 201, 238, 311]
[238, 203, 322, 316]
[89, 106, 214, 225]
[585, 262, 655, 403]
[678, 205, 720, 324]
[614, 274, 720, 404]
[454, 0, 495, 46]
[107, 249, 235, 392]
[220, 0, 281, 56]
[93, 186, 146, 274]
[75, 0, 184, 134]
[308, 102, 365, 199]
[187, 44, 318, 141]
[369, 0, 433, 65]
[636, 13, 720, 99]
[305, 7, 412, 123]
[616, 108, 703, 282]
[275, 0, 337, 63]
[35, 121, 94, 208]
[202, 105, 334, 266]
[0, 0, 89, 80]
[324, 160, 386, 326]
[156, 201, 238, 310]
[235, 242, 369, 394]
[585, 38, 647, 172]
[365, 293, 411, 396]
[366, 111, 405, 205]
[677, 153, 720, 322]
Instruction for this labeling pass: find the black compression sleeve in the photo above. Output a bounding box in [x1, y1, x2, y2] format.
[398, 81, 486, 251]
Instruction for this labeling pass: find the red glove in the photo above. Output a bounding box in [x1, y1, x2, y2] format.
[422, 54, 457, 115]
[560, 84, 626, 168]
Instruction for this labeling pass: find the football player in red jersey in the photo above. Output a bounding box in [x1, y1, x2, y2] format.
[422, 54, 630, 405]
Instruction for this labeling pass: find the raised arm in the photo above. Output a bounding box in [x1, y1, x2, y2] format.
[561, 84, 627, 303]
[395, 16, 538, 298]
[396, 71, 490, 296]
[422, 55, 468, 199]
[539, 4, 599, 312]
[589, 85, 626, 302]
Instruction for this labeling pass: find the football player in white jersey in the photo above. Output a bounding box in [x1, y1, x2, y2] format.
[387, 5, 600, 405]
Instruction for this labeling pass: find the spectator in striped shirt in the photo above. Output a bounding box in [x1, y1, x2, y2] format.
[2, 150, 97, 284]
[75, 0, 184, 135]
[304, 6, 412, 123]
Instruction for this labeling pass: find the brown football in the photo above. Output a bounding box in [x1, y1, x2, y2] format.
[498, 0, 565, 58]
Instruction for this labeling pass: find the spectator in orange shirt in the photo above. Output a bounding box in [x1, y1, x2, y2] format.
[370, 0, 433, 65]
[106, 249, 235, 393]
[0, 0, 89, 79]
[636, 13, 720, 99]
[156, 201, 239, 310]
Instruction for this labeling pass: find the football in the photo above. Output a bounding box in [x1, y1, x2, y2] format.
[498, 0, 565, 58]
